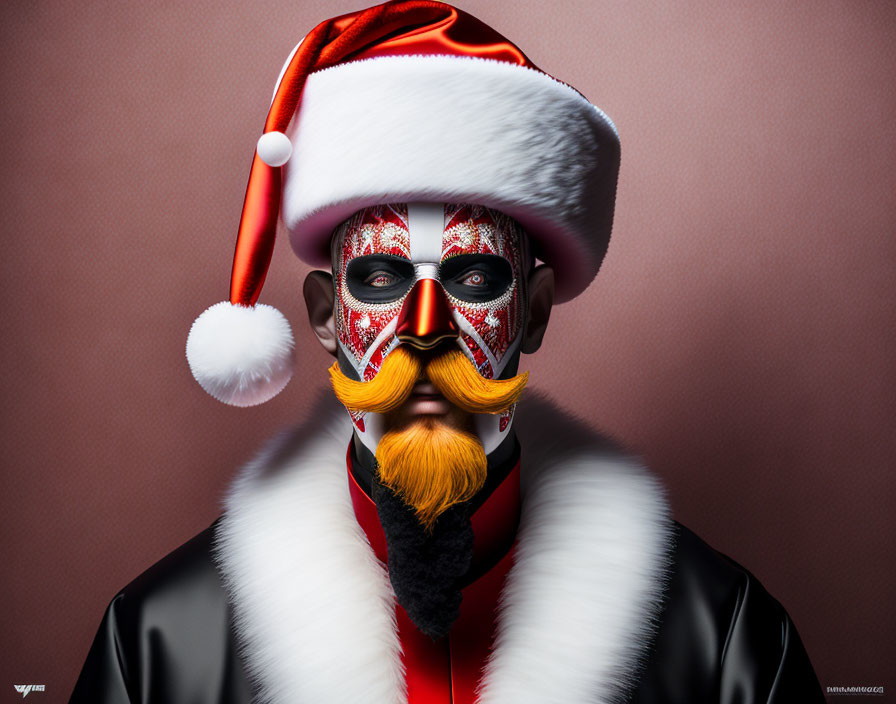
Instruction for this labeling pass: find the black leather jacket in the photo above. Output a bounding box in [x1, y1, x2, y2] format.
[70, 520, 824, 703]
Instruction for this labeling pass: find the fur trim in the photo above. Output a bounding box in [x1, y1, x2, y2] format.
[214, 392, 673, 703]
[213, 398, 404, 703]
[281, 56, 621, 303]
[479, 395, 673, 704]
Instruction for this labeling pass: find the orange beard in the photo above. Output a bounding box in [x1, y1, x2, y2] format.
[329, 347, 528, 530]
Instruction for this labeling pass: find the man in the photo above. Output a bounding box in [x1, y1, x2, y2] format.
[71, 2, 825, 702]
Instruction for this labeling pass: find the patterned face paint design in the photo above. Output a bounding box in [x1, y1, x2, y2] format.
[333, 204, 411, 383]
[441, 204, 526, 382]
[332, 203, 529, 452]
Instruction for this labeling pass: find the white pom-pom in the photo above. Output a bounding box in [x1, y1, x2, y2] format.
[256, 131, 292, 167]
[186, 302, 295, 407]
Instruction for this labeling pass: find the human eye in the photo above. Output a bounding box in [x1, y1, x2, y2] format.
[346, 255, 414, 303]
[439, 254, 512, 302]
[365, 271, 398, 287]
[459, 270, 488, 287]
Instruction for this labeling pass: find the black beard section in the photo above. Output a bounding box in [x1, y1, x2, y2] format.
[372, 482, 474, 640]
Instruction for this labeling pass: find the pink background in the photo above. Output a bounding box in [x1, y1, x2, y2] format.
[1, 0, 893, 699]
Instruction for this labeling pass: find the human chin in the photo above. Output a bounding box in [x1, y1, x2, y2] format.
[375, 407, 487, 529]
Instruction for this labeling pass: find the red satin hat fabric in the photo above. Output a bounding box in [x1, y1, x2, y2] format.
[341, 4, 536, 68]
[269, 1, 539, 134]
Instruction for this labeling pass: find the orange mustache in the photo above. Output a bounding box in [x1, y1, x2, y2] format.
[329, 346, 528, 415]
[330, 346, 528, 530]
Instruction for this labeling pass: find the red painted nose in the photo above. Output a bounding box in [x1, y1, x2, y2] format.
[396, 278, 459, 350]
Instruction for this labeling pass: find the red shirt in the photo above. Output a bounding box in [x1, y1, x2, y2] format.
[347, 448, 521, 704]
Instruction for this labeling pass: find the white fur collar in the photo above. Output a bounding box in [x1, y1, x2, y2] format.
[214, 392, 674, 703]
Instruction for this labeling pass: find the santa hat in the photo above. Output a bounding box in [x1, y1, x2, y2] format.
[186, 0, 620, 406]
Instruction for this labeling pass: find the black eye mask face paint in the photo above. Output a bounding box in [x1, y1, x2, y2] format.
[346, 253, 513, 305]
[345, 254, 416, 303]
[439, 253, 514, 303]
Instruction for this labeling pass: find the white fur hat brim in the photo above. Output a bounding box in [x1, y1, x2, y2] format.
[281, 56, 620, 302]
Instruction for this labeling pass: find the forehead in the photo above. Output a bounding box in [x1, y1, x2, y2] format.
[332, 203, 526, 264]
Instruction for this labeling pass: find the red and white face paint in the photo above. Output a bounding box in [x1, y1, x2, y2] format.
[332, 202, 529, 455]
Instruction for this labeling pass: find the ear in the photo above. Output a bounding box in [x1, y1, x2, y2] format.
[521, 264, 554, 354]
[303, 271, 337, 357]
